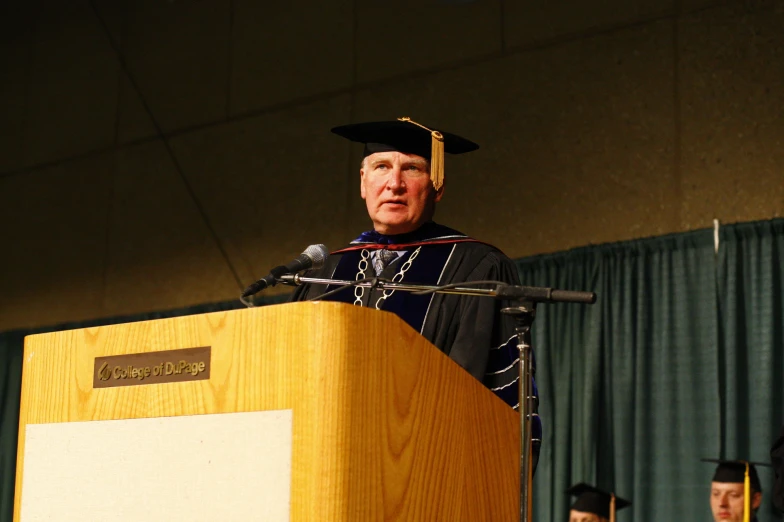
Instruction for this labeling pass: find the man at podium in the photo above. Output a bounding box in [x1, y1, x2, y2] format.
[292, 117, 541, 464]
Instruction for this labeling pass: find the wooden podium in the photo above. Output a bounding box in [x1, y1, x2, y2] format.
[14, 302, 519, 521]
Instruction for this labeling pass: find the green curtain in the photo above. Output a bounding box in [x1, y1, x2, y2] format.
[521, 219, 784, 521]
[520, 229, 722, 521]
[0, 295, 288, 522]
[0, 332, 24, 522]
[718, 219, 784, 517]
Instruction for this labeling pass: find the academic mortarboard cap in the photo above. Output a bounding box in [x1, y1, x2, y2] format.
[566, 482, 631, 519]
[701, 458, 771, 491]
[331, 117, 479, 191]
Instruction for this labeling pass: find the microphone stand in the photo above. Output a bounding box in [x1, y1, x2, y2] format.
[502, 299, 537, 522]
[278, 274, 596, 522]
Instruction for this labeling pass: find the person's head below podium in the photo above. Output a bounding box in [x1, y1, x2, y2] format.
[331, 117, 478, 236]
[566, 483, 631, 522]
[704, 459, 765, 522]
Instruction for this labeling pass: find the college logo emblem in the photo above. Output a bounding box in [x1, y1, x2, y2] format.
[97, 362, 112, 381]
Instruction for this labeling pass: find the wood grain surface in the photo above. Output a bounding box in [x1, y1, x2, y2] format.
[15, 302, 519, 521]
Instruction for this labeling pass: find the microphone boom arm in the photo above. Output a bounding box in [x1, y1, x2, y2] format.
[278, 274, 596, 304]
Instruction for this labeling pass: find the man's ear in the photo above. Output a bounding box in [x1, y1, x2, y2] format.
[433, 183, 445, 203]
[752, 491, 762, 510]
[360, 169, 366, 200]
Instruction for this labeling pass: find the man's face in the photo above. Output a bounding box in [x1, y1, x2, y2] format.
[360, 151, 443, 235]
[568, 510, 607, 522]
[710, 482, 762, 522]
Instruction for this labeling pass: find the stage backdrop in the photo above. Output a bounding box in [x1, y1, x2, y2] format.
[522, 218, 784, 521]
[1, 219, 782, 522]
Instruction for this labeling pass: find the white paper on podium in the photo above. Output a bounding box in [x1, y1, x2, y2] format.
[20, 410, 293, 521]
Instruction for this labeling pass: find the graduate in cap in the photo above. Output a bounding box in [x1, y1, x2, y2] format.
[566, 483, 631, 522]
[703, 458, 771, 522]
[292, 117, 541, 460]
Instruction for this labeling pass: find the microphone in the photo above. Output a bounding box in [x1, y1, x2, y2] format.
[241, 244, 329, 298]
[494, 285, 596, 304]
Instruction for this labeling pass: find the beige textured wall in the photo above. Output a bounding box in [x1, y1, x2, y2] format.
[1, 0, 782, 331]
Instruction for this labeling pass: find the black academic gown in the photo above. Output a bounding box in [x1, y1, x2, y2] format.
[291, 222, 542, 457]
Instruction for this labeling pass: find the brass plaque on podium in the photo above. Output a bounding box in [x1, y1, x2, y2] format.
[93, 346, 211, 388]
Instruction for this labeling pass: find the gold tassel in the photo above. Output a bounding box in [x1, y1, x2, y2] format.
[397, 116, 445, 191]
[743, 463, 751, 522]
[610, 493, 616, 522]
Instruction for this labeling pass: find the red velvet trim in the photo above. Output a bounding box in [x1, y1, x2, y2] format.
[332, 238, 495, 254]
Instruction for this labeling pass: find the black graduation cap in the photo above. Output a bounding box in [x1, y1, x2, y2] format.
[331, 117, 479, 191]
[567, 482, 631, 519]
[702, 458, 772, 491]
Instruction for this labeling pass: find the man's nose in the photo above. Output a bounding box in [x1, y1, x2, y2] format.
[719, 495, 730, 507]
[386, 167, 405, 190]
